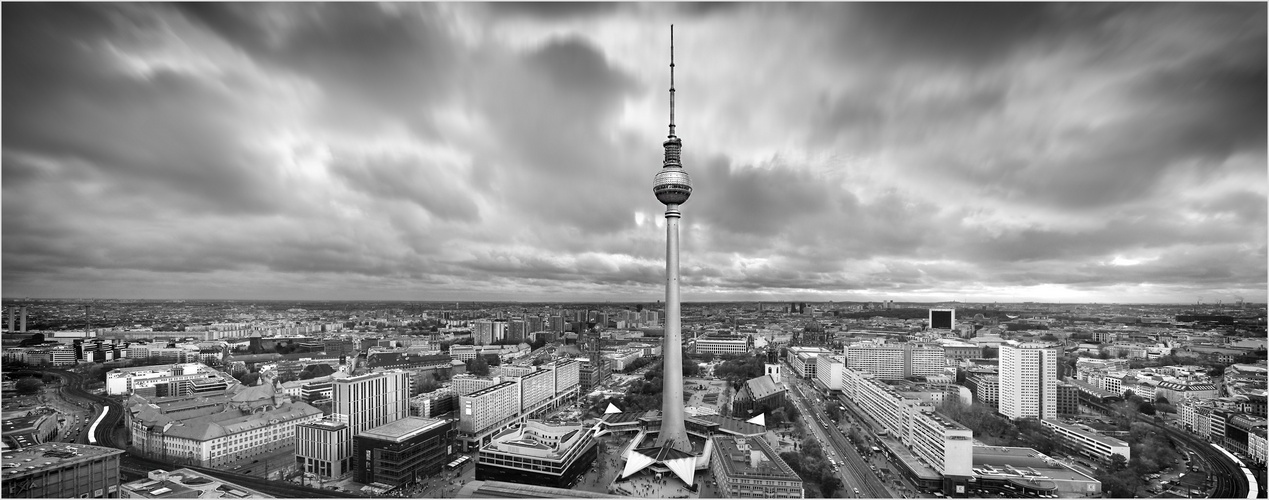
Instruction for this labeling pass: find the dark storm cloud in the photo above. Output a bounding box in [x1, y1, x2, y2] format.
[693, 157, 836, 236]
[181, 3, 460, 126]
[3, 3, 283, 215]
[2, 3, 1263, 302]
[328, 153, 481, 223]
[839, 3, 1053, 68]
[482, 2, 624, 19]
[465, 36, 645, 234]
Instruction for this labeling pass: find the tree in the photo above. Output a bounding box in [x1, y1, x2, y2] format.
[467, 355, 490, 376]
[298, 364, 335, 380]
[1138, 402, 1156, 416]
[982, 346, 999, 359]
[15, 377, 44, 395]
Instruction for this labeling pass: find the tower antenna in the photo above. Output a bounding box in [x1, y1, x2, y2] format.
[669, 24, 676, 138]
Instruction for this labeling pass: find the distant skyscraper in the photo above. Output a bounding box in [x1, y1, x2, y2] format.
[20, 306, 28, 332]
[999, 344, 1058, 420]
[651, 24, 692, 454]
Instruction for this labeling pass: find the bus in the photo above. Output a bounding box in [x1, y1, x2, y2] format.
[871, 447, 882, 454]
[446, 455, 472, 472]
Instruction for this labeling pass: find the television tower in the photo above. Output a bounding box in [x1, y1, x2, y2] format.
[652, 24, 693, 453]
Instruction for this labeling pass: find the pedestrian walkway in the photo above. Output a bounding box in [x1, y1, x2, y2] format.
[611, 471, 697, 499]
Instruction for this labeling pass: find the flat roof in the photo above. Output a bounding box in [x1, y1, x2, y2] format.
[360, 417, 449, 442]
[457, 480, 622, 498]
[972, 446, 1098, 483]
[121, 468, 273, 498]
[1041, 419, 1128, 447]
[710, 436, 800, 482]
[300, 419, 348, 431]
[1, 443, 124, 480]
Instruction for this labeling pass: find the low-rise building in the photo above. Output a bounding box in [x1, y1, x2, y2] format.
[708, 435, 804, 498]
[475, 420, 598, 488]
[121, 468, 272, 498]
[295, 419, 352, 481]
[1040, 419, 1130, 463]
[695, 334, 752, 355]
[1, 443, 124, 498]
[355, 417, 458, 487]
[971, 446, 1101, 498]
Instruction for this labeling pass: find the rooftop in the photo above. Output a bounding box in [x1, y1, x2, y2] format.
[456, 480, 621, 498]
[1041, 419, 1129, 447]
[972, 446, 1098, 484]
[360, 417, 450, 442]
[121, 468, 273, 499]
[710, 435, 800, 482]
[1, 443, 125, 481]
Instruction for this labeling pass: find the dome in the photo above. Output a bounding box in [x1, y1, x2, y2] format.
[654, 167, 692, 205]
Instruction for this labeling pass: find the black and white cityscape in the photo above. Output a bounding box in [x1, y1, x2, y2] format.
[2, 3, 1265, 500]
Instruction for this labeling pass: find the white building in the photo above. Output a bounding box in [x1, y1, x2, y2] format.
[841, 368, 973, 477]
[695, 335, 751, 355]
[332, 370, 411, 436]
[999, 344, 1058, 420]
[814, 355, 846, 393]
[845, 342, 946, 380]
[1040, 419, 1130, 463]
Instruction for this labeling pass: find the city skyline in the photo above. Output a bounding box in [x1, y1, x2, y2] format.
[3, 3, 1265, 304]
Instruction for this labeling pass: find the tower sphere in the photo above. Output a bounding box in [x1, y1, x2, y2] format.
[654, 167, 692, 206]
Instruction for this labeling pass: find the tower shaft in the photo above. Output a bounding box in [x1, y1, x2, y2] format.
[657, 205, 691, 452]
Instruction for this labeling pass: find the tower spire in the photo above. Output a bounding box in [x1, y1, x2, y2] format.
[669, 24, 676, 138]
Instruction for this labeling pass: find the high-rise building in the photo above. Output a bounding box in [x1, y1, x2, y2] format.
[332, 370, 412, 436]
[458, 381, 520, 451]
[845, 342, 947, 380]
[999, 344, 1058, 420]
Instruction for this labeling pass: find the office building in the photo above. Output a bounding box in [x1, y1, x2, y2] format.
[475, 420, 598, 488]
[355, 417, 458, 487]
[295, 419, 352, 481]
[1040, 419, 1130, 464]
[107, 363, 223, 396]
[965, 374, 1000, 408]
[786, 346, 833, 380]
[0, 443, 124, 498]
[332, 370, 412, 436]
[695, 334, 751, 355]
[708, 436, 804, 498]
[999, 344, 1058, 420]
[1056, 381, 1080, 416]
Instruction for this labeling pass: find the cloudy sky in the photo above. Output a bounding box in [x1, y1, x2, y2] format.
[3, 3, 1265, 304]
